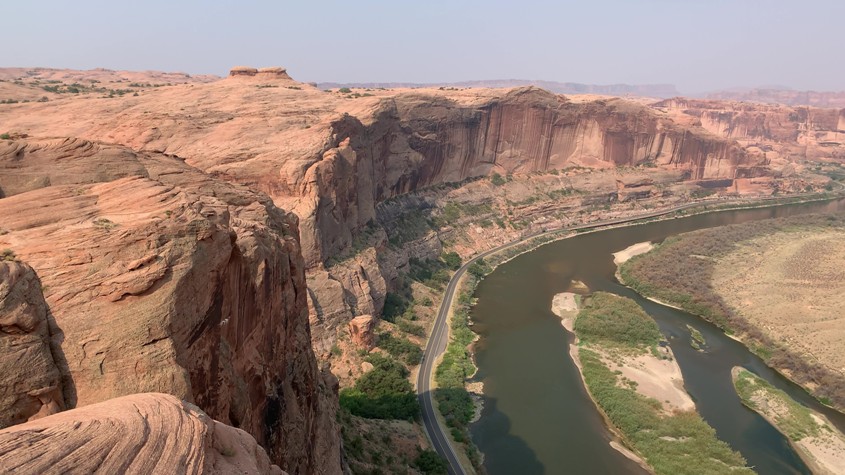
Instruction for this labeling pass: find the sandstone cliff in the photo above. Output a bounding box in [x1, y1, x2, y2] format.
[0, 392, 285, 474]
[0, 137, 341, 474]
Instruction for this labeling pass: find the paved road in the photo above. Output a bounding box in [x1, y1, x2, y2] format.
[414, 194, 836, 474]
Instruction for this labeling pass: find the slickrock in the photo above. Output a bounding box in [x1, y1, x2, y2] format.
[0, 137, 341, 473]
[0, 261, 65, 428]
[0, 392, 285, 475]
[348, 315, 376, 350]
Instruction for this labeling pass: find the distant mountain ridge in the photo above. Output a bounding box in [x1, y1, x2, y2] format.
[316, 79, 679, 98]
[703, 88, 845, 108]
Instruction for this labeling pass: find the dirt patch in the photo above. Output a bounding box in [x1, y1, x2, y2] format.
[596, 347, 695, 413]
[713, 230, 845, 377]
[613, 241, 654, 266]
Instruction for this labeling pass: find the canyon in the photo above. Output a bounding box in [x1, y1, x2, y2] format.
[1, 66, 843, 473]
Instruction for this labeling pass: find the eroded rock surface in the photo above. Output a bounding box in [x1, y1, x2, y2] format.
[0, 138, 341, 473]
[0, 261, 65, 428]
[0, 392, 285, 475]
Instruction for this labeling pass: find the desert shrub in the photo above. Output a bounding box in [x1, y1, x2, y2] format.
[338, 87, 352, 93]
[397, 319, 425, 337]
[413, 449, 447, 474]
[377, 332, 422, 365]
[381, 292, 408, 322]
[339, 354, 419, 420]
[490, 173, 506, 186]
[441, 251, 462, 270]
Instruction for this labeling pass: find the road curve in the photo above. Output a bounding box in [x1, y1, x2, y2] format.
[415, 194, 834, 474]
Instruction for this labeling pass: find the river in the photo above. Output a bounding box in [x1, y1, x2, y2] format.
[469, 199, 845, 475]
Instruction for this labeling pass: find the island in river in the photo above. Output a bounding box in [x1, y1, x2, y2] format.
[553, 291, 752, 474]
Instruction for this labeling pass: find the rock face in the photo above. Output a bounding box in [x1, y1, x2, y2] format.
[0, 392, 285, 474]
[0, 261, 65, 428]
[654, 98, 845, 163]
[705, 88, 845, 108]
[0, 138, 341, 474]
[347, 315, 376, 350]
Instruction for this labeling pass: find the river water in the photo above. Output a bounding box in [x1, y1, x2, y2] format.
[469, 199, 845, 475]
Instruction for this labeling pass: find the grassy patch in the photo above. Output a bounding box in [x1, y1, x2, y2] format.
[733, 369, 822, 441]
[575, 292, 662, 350]
[687, 325, 706, 351]
[377, 332, 423, 366]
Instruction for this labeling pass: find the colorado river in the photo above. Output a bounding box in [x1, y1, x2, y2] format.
[469, 199, 845, 474]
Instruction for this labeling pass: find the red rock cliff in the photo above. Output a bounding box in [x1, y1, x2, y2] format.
[0, 138, 342, 474]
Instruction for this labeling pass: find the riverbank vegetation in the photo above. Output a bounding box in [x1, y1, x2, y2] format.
[575, 293, 752, 474]
[619, 212, 845, 409]
[732, 368, 845, 474]
[434, 273, 483, 469]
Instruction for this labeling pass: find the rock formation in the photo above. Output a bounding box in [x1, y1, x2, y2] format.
[0, 392, 285, 474]
[347, 315, 376, 350]
[0, 261, 65, 428]
[0, 138, 341, 474]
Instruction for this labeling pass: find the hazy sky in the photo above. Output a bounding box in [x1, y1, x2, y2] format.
[3, 1, 843, 93]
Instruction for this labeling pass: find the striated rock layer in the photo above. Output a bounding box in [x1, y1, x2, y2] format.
[0, 392, 285, 475]
[0, 138, 342, 474]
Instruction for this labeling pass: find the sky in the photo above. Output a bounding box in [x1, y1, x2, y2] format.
[3, 0, 843, 94]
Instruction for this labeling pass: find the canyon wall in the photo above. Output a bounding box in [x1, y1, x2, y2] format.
[654, 98, 845, 163]
[0, 138, 341, 474]
[299, 88, 767, 267]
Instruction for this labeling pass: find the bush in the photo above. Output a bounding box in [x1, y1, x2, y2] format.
[339, 354, 420, 420]
[377, 332, 423, 365]
[441, 251, 462, 270]
[490, 172, 507, 186]
[0, 133, 10, 140]
[338, 87, 352, 93]
[382, 292, 408, 322]
[413, 449, 447, 474]
[397, 319, 426, 337]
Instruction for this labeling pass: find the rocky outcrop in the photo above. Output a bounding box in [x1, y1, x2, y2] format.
[0, 261, 65, 428]
[0, 138, 342, 474]
[229, 66, 293, 81]
[347, 315, 376, 350]
[0, 392, 285, 474]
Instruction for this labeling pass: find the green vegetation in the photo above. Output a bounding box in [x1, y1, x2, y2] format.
[387, 210, 432, 247]
[431, 201, 493, 228]
[575, 292, 662, 350]
[339, 354, 419, 421]
[579, 348, 751, 474]
[1, 249, 16, 262]
[687, 324, 706, 351]
[441, 251, 462, 270]
[413, 449, 448, 474]
[573, 293, 751, 473]
[381, 292, 409, 322]
[620, 212, 845, 408]
[377, 332, 422, 366]
[490, 172, 507, 186]
[338, 87, 352, 93]
[396, 319, 425, 337]
[93, 218, 118, 230]
[467, 258, 491, 280]
[0, 133, 10, 140]
[733, 369, 823, 441]
[408, 258, 451, 290]
[433, 270, 487, 470]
